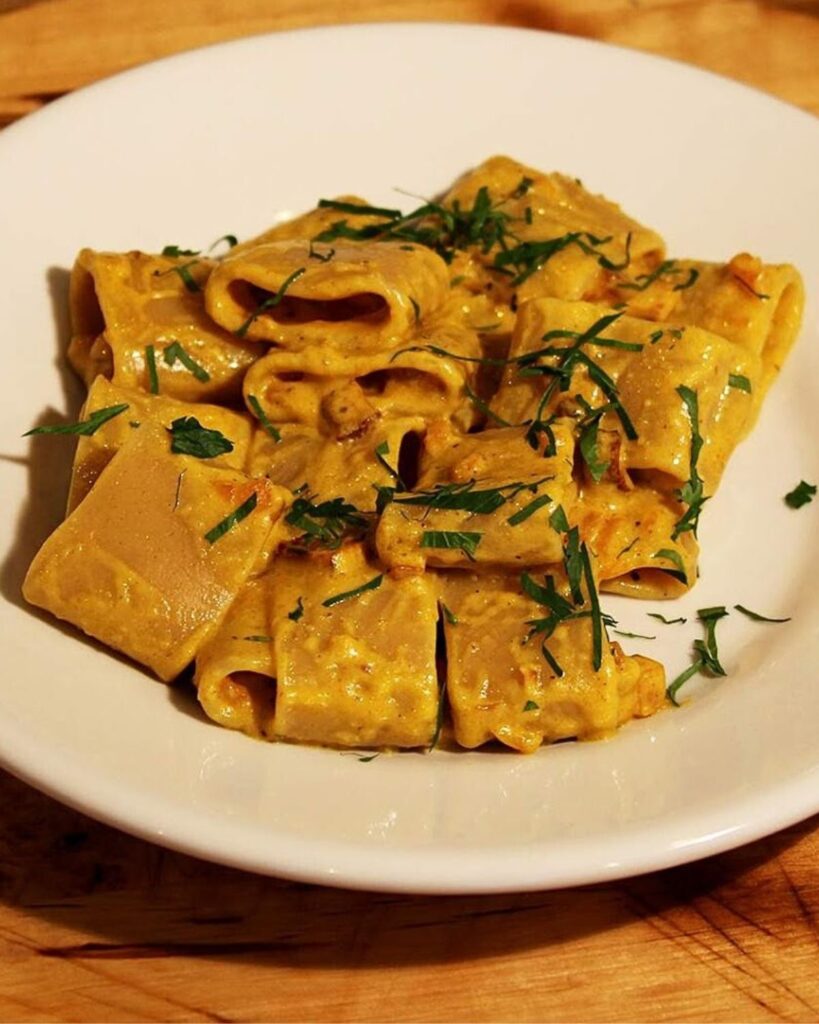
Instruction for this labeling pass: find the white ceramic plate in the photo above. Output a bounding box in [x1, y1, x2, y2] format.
[1, 24, 817, 894]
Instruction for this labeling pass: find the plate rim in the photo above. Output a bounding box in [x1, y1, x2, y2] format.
[1, 21, 818, 894]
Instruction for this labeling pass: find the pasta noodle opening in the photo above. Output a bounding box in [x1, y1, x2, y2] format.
[231, 281, 389, 327]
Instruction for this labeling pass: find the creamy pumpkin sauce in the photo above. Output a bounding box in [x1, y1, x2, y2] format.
[23, 155, 804, 751]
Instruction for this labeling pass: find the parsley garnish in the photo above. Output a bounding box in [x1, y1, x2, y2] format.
[666, 605, 728, 706]
[23, 403, 129, 437]
[511, 176, 534, 199]
[734, 604, 790, 623]
[612, 630, 656, 640]
[515, 313, 641, 451]
[652, 548, 688, 585]
[322, 573, 384, 608]
[145, 344, 159, 394]
[247, 394, 281, 443]
[285, 494, 369, 549]
[168, 417, 234, 459]
[315, 187, 518, 264]
[155, 259, 201, 292]
[647, 613, 687, 625]
[784, 480, 816, 509]
[204, 492, 258, 545]
[420, 530, 482, 560]
[672, 385, 707, 539]
[728, 373, 752, 394]
[549, 505, 570, 533]
[522, 531, 608, 676]
[161, 245, 199, 258]
[162, 342, 211, 383]
[493, 230, 625, 286]
[307, 240, 335, 262]
[463, 384, 512, 427]
[576, 398, 611, 482]
[619, 259, 685, 292]
[396, 478, 546, 516]
[440, 602, 458, 626]
[523, 699, 539, 712]
[507, 491, 553, 526]
[235, 266, 306, 337]
[242, 635, 272, 642]
[210, 233, 238, 252]
[288, 597, 305, 621]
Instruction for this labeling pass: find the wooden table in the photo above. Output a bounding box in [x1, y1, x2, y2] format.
[2, 2, 818, 1020]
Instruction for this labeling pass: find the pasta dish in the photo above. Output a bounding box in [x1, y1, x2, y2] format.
[22, 155, 805, 753]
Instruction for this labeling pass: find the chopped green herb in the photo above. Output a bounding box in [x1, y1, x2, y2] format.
[507, 491, 553, 526]
[648, 329, 664, 344]
[204, 492, 258, 545]
[322, 573, 384, 608]
[728, 373, 752, 394]
[511, 176, 534, 199]
[672, 385, 708, 539]
[666, 605, 729, 705]
[612, 630, 656, 640]
[287, 597, 305, 621]
[161, 245, 199, 257]
[243, 635, 272, 643]
[549, 505, 570, 533]
[317, 198, 403, 219]
[247, 394, 282, 444]
[578, 407, 610, 482]
[653, 548, 688, 585]
[523, 699, 539, 712]
[420, 530, 482, 560]
[285, 494, 370, 549]
[168, 417, 233, 459]
[580, 542, 604, 670]
[563, 526, 584, 605]
[785, 480, 816, 509]
[235, 266, 306, 337]
[673, 267, 699, 291]
[619, 259, 683, 292]
[396, 478, 548, 517]
[163, 341, 211, 383]
[155, 259, 200, 293]
[307, 240, 335, 262]
[522, 533, 608, 676]
[617, 537, 639, 557]
[493, 231, 619, 287]
[23, 403, 129, 437]
[209, 233, 238, 252]
[450, 275, 466, 288]
[734, 604, 790, 623]
[357, 753, 380, 763]
[440, 602, 458, 626]
[463, 384, 512, 427]
[145, 344, 159, 394]
[647, 612, 687, 625]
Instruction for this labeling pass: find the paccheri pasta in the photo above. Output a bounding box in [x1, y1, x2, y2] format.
[23, 155, 805, 752]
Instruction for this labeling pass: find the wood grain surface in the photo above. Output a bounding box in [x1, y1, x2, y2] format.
[2, 2, 818, 1021]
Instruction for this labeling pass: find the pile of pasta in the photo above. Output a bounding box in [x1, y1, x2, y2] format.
[23, 156, 804, 753]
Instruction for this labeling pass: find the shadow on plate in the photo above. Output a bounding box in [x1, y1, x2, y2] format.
[0, 267, 83, 614]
